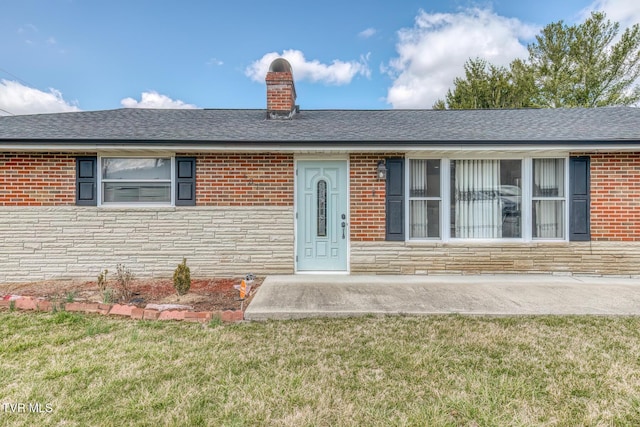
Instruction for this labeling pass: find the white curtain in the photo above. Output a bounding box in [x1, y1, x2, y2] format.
[454, 160, 502, 238]
[534, 159, 564, 238]
[410, 160, 427, 237]
[411, 160, 427, 197]
[410, 201, 427, 238]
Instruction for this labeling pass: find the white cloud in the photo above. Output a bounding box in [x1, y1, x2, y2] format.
[385, 8, 538, 109]
[206, 58, 224, 67]
[245, 49, 371, 85]
[18, 24, 38, 34]
[120, 91, 198, 109]
[583, 0, 640, 28]
[0, 79, 80, 115]
[18, 24, 39, 46]
[359, 28, 377, 39]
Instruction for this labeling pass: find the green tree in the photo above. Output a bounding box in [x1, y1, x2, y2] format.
[433, 58, 536, 109]
[509, 59, 538, 108]
[436, 12, 640, 109]
[527, 20, 575, 107]
[569, 12, 640, 106]
[531, 12, 640, 107]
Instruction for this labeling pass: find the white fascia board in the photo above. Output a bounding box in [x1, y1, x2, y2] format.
[2, 142, 640, 153]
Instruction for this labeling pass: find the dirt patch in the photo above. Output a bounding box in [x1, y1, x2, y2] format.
[0, 277, 261, 312]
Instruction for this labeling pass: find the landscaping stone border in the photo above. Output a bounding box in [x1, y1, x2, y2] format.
[0, 296, 244, 323]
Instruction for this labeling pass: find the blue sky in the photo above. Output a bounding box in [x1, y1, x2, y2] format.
[0, 0, 638, 115]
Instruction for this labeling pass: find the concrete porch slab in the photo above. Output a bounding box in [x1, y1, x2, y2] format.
[244, 274, 640, 320]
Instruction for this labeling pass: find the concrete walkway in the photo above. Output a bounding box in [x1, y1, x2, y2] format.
[244, 274, 640, 320]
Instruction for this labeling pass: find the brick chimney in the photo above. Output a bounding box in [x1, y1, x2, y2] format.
[265, 58, 298, 119]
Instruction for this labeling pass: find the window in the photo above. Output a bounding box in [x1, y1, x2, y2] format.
[409, 159, 441, 238]
[394, 157, 573, 242]
[101, 157, 172, 204]
[532, 158, 565, 239]
[317, 180, 327, 237]
[450, 159, 522, 238]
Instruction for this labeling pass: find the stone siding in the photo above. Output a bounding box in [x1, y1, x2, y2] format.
[351, 241, 640, 276]
[0, 206, 294, 282]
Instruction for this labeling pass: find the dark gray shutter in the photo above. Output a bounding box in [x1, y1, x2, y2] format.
[76, 156, 97, 206]
[569, 156, 590, 241]
[175, 157, 196, 206]
[385, 158, 405, 241]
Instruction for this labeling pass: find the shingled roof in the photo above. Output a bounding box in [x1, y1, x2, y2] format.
[0, 106, 639, 143]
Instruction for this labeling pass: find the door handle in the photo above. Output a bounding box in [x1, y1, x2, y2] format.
[341, 221, 347, 239]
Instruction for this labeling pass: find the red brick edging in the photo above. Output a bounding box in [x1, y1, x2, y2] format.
[0, 297, 244, 323]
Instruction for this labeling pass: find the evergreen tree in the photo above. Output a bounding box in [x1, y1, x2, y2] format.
[434, 58, 536, 109]
[436, 12, 640, 109]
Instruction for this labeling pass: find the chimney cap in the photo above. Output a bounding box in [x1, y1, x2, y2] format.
[268, 58, 293, 74]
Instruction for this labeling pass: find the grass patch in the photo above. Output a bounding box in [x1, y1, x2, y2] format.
[1, 313, 640, 425]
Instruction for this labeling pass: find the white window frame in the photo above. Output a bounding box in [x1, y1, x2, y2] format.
[406, 158, 442, 240]
[531, 157, 569, 241]
[98, 155, 175, 207]
[406, 154, 569, 243]
[448, 157, 524, 242]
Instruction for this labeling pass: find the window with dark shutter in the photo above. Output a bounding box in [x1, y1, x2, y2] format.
[76, 156, 97, 206]
[569, 156, 590, 241]
[385, 158, 405, 241]
[102, 157, 171, 204]
[175, 157, 196, 206]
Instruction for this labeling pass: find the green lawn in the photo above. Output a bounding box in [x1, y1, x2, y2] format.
[1, 312, 640, 426]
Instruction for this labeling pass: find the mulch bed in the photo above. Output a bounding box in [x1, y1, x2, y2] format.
[0, 277, 262, 312]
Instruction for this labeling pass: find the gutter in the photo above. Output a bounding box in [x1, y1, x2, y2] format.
[1, 139, 640, 153]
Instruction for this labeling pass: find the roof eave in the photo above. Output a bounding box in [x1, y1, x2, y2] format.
[0, 138, 639, 153]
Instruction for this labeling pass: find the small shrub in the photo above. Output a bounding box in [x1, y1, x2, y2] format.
[65, 291, 76, 303]
[97, 269, 109, 291]
[50, 294, 64, 312]
[9, 300, 15, 312]
[102, 288, 114, 304]
[115, 264, 135, 302]
[173, 258, 191, 296]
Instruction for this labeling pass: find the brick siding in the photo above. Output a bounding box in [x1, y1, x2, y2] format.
[3, 150, 640, 280]
[0, 153, 76, 206]
[349, 153, 403, 241]
[265, 70, 296, 113]
[587, 153, 640, 241]
[192, 153, 294, 206]
[350, 152, 640, 243]
[0, 152, 294, 207]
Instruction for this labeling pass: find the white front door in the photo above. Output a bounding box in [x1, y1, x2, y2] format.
[296, 160, 348, 271]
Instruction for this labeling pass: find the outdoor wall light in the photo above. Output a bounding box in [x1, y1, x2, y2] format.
[377, 160, 388, 180]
